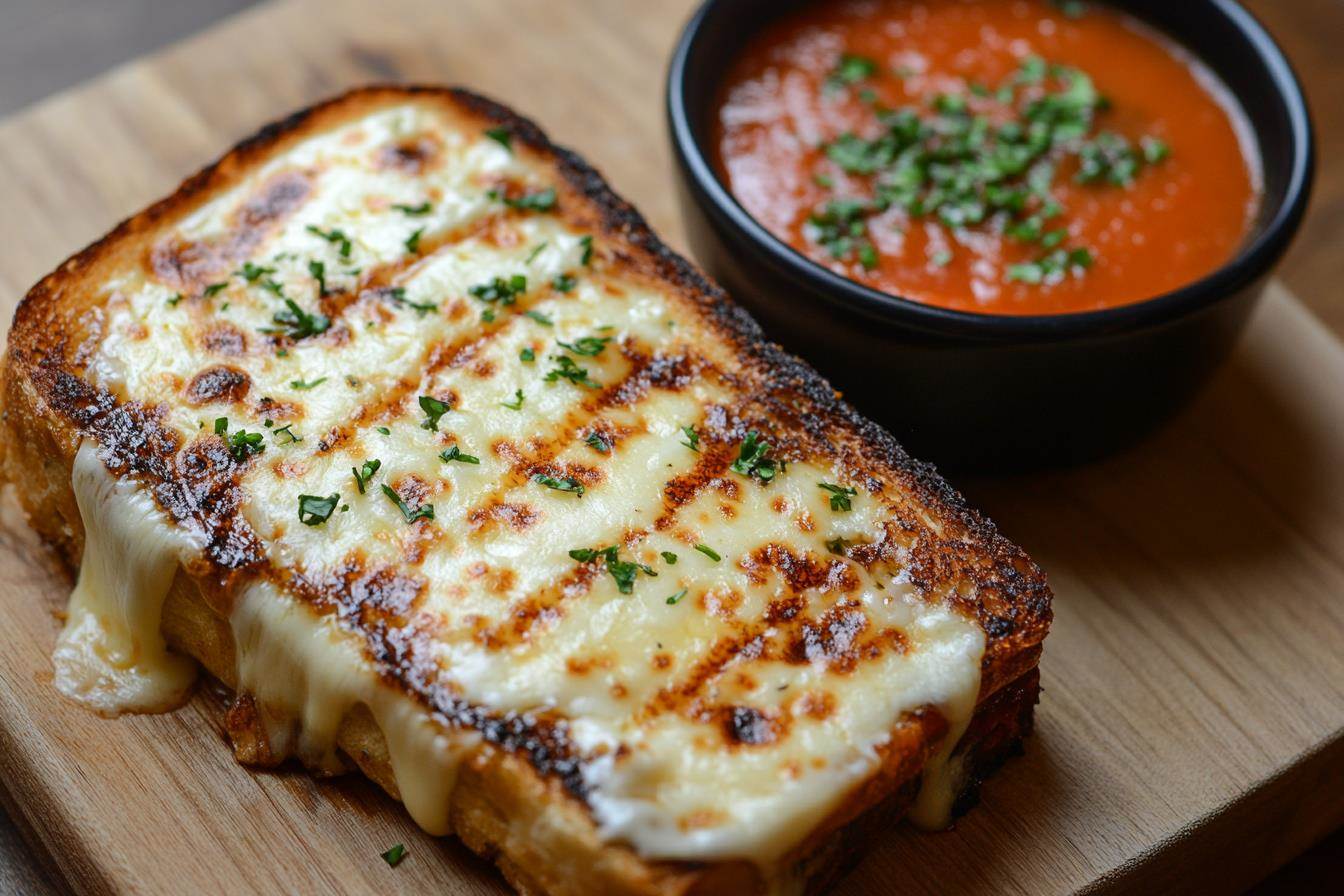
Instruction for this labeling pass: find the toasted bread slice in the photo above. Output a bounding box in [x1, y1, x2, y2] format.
[1, 86, 1050, 895]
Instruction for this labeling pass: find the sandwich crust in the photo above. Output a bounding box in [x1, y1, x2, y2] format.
[0, 86, 1051, 895]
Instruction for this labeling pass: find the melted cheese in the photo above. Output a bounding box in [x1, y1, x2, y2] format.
[55, 443, 200, 714]
[61, 98, 988, 877]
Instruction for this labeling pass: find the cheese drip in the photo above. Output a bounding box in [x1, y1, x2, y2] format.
[231, 581, 475, 834]
[54, 442, 200, 715]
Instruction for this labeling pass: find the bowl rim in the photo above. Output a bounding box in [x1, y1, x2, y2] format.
[665, 0, 1316, 343]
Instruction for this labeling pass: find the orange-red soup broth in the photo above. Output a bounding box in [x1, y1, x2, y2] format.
[714, 0, 1260, 315]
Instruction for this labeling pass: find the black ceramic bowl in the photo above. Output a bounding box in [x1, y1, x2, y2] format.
[667, 0, 1314, 470]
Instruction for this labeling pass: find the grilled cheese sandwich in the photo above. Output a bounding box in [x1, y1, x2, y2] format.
[1, 86, 1051, 895]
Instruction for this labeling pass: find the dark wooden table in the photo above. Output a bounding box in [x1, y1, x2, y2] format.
[0, 1, 1338, 893]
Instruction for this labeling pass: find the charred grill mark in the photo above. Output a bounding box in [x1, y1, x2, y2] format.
[375, 134, 442, 174]
[740, 544, 859, 595]
[467, 500, 540, 534]
[723, 706, 782, 747]
[185, 365, 250, 406]
[150, 170, 312, 291]
[39, 363, 266, 579]
[199, 322, 248, 356]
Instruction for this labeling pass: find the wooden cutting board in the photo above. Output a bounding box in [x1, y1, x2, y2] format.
[0, 1, 1340, 893]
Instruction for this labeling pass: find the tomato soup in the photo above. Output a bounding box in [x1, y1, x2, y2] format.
[713, 0, 1260, 315]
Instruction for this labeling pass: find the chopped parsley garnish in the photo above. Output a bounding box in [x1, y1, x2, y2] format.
[381, 484, 434, 523]
[266, 298, 330, 339]
[166, 293, 183, 307]
[568, 545, 656, 594]
[418, 395, 451, 431]
[501, 389, 525, 410]
[694, 543, 722, 562]
[520, 347, 536, 362]
[381, 844, 407, 867]
[351, 458, 381, 493]
[404, 227, 425, 255]
[305, 224, 352, 258]
[202, 282, 228, 298]
[818, 482, 858, 512]
[524, 241, 548, 264]
[290, 377, 327, 390]
[679, 425, 700, 452]
[826, 536, 852, 556]
[272, 423, 302, 445]
[545, 355, 600, 389]
[826, 53, 877, 90]
[500, 188, 557, 212]
[552, 273, 577, 293]
[804, 54, 1170, 281]
[308, 259, 329, 297]
[215, 417, 265, 462]
[237, 261, 275, 283]
[298, 493, 340, 526]
[468, 274, 527, 305]
[534, 473, 584, 496]
[557, 335, 611, 357]
[384, 286, 437, 316]
[665, 589, 688, 606]
[392, 201, 432, 215]
[524, 310, 553, 326]
[661, 551, 678, 564]
[585, 432, 611, 454]
[579, 235, 594, 266]
[376, 425, 391, 435]
[484, 127, 512, 150]
[729, 431, 778, 482]
[439, 445, 480, 465]
[1006, 247, 1093, 285]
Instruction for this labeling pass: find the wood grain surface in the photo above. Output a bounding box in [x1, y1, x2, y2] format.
[0, 1, 1341, 893]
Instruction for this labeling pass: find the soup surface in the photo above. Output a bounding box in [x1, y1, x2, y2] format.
[714, 0, 1260, 315]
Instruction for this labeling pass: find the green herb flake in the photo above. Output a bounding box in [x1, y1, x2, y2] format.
[290, 377, 327, 390]
[544, 355, 600, 389]
[579, 235, 594, 266]
[679, 425, 700, 453]
[237, 261, 275, 283]
[384, 286, 437, 316]
[298, 493, 341, 526]
[166, 293, 183, 307]
[552, 273, 577, 293]
[381, 484, 434, 523]
[308, 259, 329, 297]
[818, 482, 858, 512]
[202, 282, 228, 298]
[351, 458, 381, 494]
[376, 426, 391, 435]
[556, 335, 611, 357]
[826, 536, 851, 556]
[585, 432, 611, 454]
[729, 430, 778, 482]
[469, 274, 528, 306]
[524, 241, 549, 264]
[502, 389, 525, 410]
[404, 227, 425, 255]
[661, 551, 678, 565]
[524, 310, 553, 326]
[484, 127, 512, 151]
[265, 298, 331, 339]
[439, 445, 480, 465]
[272, 423, 302, 445]
[666, 589, 688, 606]
[535, 473, 585, 497]
[305, 224, 352, 258]
[827, 53, 877, 90]
[381, 844, 407, 867]
[520, 347, 536, 362]
[392, 201, 432, 215]
[694, 543, 722, 562]
[418, 395, 451, 431]
[502, 187, 557, 212]
[569, 545, 655, 595]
